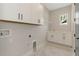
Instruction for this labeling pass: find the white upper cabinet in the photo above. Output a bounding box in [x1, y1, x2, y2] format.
[19, 3, 44, 24]
[18, 3, 33, 23]
[31, 3, 44, 24]
[0, 3, 44, 25]
[0, 3, 20, 21]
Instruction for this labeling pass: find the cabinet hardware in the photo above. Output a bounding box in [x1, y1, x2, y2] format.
[0, 32, 3, 36]
[76, 38, 79, 40]
[18, 13, 20, 19]
[74, 18, 76, 22]
[33, 40, 36, 51]
[38, 19, 40, 23]
[74, 3, 76, 6]
[74, 34, 76, 37]
[74, 49, 76, 53]
[21, 14, 23, 20]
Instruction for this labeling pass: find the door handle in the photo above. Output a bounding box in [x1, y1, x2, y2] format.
[21, 14, 23, 20]
[76, 38, 79, 40]
[18, 13, 20, 19]
[38, 19, 40, 23]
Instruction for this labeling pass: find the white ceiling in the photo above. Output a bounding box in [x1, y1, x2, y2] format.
[42, 3, 71, 11]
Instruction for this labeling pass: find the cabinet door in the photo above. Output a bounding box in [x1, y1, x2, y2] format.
[19, 3, 32, 23]
[19, 3, 44, 24]
[0, 3, 19, 21]
[61, 32, 72, 46]
[64, 33, 72, 46]
[31, 3, 44, 24]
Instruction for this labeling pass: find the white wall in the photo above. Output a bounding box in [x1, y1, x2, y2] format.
[0, 4, 49, 56]
[75, 4, 79, 55]
[48, 4, 74, 47]
[75, 4, 79, 35]
[49, 5, 72, 32]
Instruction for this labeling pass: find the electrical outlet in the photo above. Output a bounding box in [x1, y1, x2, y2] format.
[0, 29, 10, 38]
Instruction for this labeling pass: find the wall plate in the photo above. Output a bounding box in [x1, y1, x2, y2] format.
[0, 29, 11, 38]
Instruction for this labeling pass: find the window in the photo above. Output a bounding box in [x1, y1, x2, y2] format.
[59, 13, 68, 25]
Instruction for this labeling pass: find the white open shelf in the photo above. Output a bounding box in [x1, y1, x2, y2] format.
[0, 19, 42, 25]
